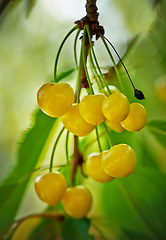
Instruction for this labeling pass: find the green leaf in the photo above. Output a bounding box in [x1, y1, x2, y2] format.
[0, 109, 57, 235]
[146, 119, 166, 149]
[28, 217, 58, 240]
[55, 68, 75, 83]
[101, 168, 166, 240]
[61, 217, 92, 240]
[25, 0, 37, 18]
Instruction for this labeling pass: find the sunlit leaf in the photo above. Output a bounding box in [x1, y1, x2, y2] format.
[0, 110, 57, 235]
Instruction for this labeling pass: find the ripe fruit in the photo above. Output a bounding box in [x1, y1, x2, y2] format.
[102, 92, 130, 122]
[106, 119, 125, 133]
[104, 85, 120, 96]
[37, 82, 74, 118]
[101, 144, 137, 178]
[61, 104, 95, 136]
[62, 185, 92, 219]
[79, 94, 106, 125]
[34, 172, 67, 205]
[86, 152, 114, 183]
[121, 102, 147, 131]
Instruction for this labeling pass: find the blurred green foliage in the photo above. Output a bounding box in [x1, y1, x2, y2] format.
[0, 0, 166, 239]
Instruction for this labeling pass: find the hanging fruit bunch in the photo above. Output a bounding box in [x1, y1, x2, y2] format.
[35, 0, 147, 219]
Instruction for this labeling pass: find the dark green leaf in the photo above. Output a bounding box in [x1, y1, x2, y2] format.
[0, 109, 57, 235]
[61, 217, 91, 240]
[25, 0, 37, 18]
[28, 217, 58, 240]
[146, 119, 166, 149]
[101, 168, 166, 240]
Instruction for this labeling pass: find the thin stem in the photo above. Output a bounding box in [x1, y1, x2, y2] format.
[54, 25, 77, 82]
[65, 131, 70, 164]
[95, 127, 102, 152]
[86, 25, 111, 95]
[49, 126, 66, 172]
[103, 122, 113, 147]
[101, 35, 136, 91]
[75, 45, 83, 103]
[89, 51, 104, 91]
[74, 29, 81, 69]
[82, 27, 95, 94]
[65, 130, 72, 187]
[101, 36, 125, 94]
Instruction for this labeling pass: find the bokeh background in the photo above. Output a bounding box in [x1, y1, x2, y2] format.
[0, 0, 166, 239]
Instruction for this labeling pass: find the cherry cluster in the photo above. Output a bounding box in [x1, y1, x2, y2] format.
[34, 78, 147, 218]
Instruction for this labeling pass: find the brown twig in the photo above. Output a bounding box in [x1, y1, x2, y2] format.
[71, 0, 104, 186]
[71, 136, 84, 186]
[85, 0, 99, 23]
[81, 36, 90, 88]
[75, 0, 104, 40]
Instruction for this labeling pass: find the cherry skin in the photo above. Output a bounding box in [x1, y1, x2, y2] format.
[101, 144, 137, 178]
[62, 185, 92, 219]
[104, 85, 120, 96]
[79, 94, 106, 125]
[37, 82, 74, 118]
[61, 104, 95, 136]
[106, 119, 125, 133]
[34, 172, 67, 205]
[86, 152, 114, 183]
[102, 92, 130, 122]
[121, 102, 147, 131]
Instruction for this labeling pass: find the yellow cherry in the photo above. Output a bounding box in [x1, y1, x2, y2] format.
[86, 152, 114, 183]
[61, 104, 95, 136]
[102, 92, 130, 122]
[104, 85, 120, 96]
[121, 102, 147, 131]
[37, 82, 74, 118]
[34, 172, 67, 205]
[79, 94, 107, 125]
[106, 119, 125, 133]
[101, 144, 137, 178]
[62, 186, 92, 219]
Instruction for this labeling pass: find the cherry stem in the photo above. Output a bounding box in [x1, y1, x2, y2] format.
[54, 25, 77, 82]
[65, 131, 70, 165]
[101, 35, 136, 91]
[95, 127, 102, 152]
[103, 122, 113, 147]
[82, 26, 95, 94]
[100, 36, 125, 94]
[74, 29, 81, 69]
[86, 25, 111, 95]
[65, 130, 72, 186]
[75, 46, 82, 103]
[89, 51, 104, 91]
[49, 126, 65, 172]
